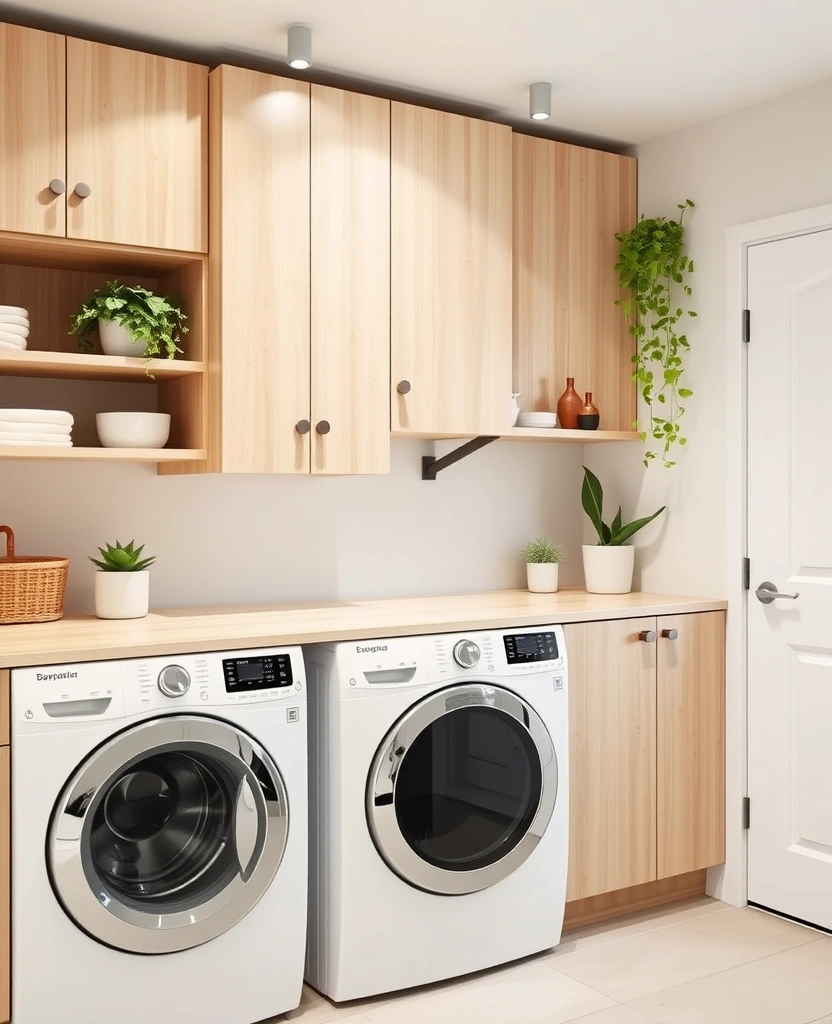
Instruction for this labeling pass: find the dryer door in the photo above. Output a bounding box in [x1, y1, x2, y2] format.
[48, 715, 288, 954]
[366, 684, 557, 895]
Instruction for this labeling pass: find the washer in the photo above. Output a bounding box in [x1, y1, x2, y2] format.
[12, 647, 308, 1024]
[304, 625, 568, 1001]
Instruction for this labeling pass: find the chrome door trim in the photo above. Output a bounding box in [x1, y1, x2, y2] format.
[48, 715, 288, 954]
[366, 684, 557, 895]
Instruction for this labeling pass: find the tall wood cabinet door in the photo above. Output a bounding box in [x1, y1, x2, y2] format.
[209, 67, 310, 473]
[0, 24, 66, 236]
[513, 136, 636, 430]
[565, 618, 657, 901]
[0, 747, 8, 1024]
[66, 39, 207, 251]
[657, 611, 726, 878]
[391, 104, 512, 436]
[311, 86, 390, 475]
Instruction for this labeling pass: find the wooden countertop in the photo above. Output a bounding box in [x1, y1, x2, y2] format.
[0, 589, 727, 670]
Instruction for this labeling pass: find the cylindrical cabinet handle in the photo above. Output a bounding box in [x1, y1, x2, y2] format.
[295, 420, 310, 435]
[661, 628, 679, 640]
[73, 182, 92, 199]
[49, 178, 66, 195]
[397, 380, 412, 395]
[639, 630, 657, 643]
[315, 420, 331, 435]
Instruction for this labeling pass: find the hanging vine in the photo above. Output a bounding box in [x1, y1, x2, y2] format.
[615, 200, 696, 467]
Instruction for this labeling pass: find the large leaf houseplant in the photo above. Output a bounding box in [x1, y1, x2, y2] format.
[581, 466, 665, 594]
[615, 200, 696, 468]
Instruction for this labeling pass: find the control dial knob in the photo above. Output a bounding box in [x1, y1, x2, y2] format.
[158, 665, 191, 698]
[453, 639, 481, 668]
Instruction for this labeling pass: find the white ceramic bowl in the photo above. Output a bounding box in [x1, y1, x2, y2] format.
[96, 412, 171, 449]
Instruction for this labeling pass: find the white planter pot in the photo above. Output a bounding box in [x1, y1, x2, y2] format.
[99, 319, 148, 357]
[526, 562, 559, 594]
[95, 570, 150, 619]
[582, 544, 635, 595]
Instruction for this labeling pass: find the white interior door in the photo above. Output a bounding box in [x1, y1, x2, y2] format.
[747, 228, 832, 928]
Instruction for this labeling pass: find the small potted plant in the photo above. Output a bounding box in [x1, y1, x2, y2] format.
[522, 537, 565, 594]
[581, 466, 665, 594]
[69, 280, 188, 367]
[90, 540, 156, 619]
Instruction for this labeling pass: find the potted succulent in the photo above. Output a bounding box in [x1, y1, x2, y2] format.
[522, 537, 565, 594]
[69, 280, 188, 367]
[581, 466, 665, 594]
[90, 540, 156, 619]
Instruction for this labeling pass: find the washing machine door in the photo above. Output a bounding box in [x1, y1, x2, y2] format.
[366, 684, 557, 895]
[48, 714, 288, 954]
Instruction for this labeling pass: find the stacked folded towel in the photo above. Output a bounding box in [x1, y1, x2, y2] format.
[0, 305, 29, 351]
[0, 409, 74, 446]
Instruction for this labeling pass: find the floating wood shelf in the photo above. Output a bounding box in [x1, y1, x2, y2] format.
[392, 428, 639, 444]
[0, 349, 205, 382]
[0, 446, 206, 462]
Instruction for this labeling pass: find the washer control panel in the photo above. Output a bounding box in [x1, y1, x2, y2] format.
[157, 664, 191, 698]
[452, 639, 481, 668]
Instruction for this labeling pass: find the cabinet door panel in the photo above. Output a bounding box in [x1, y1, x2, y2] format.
[208, 67, 310, 473]
[67, 39, 207, 251]
[0, 746, 8, 1024]
[0, 24, 65, 236]
[566, 618, 657, 901]
[658, 612, 726, 877]
[391, 104, 512, 435]
[311, 86, 390, 475]
[513, 136, 636, 430]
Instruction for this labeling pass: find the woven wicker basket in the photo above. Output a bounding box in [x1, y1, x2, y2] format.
[0, 525, 69, 624]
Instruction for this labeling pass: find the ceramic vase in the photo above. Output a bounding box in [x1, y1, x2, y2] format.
[556, 378, 582, 429]
[578, 392, 600, 430]
[526, 562, 559, 594]
[582, 545, 635, 594]
[99, 319, 148, 357]
[95, 570, 150, 619]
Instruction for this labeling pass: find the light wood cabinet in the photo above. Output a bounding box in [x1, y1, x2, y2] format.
[566, 612, 725, 903]
[0, 746, 7, 1024]
[391, 104, 512, 436]
[566, 618, 657, 901]
[67, 39, 207, 252]
[657, 612, 726, 878]
[311, 85, 390, 475]
[513, 135, 636, 431]
[0, 24, 66, 237]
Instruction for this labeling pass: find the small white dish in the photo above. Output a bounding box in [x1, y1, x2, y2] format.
[0, 314, 29, 329]
[96, 412, 171, 449]
[0, 322, 29, 338]
[0, 305, 27, 317]
[517, 412, 557, 428]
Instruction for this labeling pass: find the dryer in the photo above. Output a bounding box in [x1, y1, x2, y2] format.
[12, 647, 308, 1024]
[304, 625, 568, 1001]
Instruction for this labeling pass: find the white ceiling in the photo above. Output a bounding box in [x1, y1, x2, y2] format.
[6, 0, 832, 144]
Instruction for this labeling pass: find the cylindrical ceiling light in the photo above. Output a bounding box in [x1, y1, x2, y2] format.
[529, 81, 551, 120]
[287, 24, 312, 70]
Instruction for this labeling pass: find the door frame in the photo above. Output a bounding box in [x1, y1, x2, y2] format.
[724, 202, 832, 908]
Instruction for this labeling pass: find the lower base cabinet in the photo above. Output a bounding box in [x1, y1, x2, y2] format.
[0, 746, 8, 1024]
[565, 611, 726, 903]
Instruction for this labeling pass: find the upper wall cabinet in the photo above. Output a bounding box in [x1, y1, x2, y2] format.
[66, 40, 207, 252]
[391, 105, 512, 437]
[0, 24, 66, 237]
[513, 137, 636, 431]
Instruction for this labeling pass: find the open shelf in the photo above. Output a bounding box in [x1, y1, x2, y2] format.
[0, 446, 206, 462]
[392, 428, 639, 444]
[0, 349, 205, 382]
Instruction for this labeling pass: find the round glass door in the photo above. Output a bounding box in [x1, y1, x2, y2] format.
[366, 685, 557, 895]
[49, 715, 288, 954]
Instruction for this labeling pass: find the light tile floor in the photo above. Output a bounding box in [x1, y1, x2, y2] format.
[275, 898, 832, 1024]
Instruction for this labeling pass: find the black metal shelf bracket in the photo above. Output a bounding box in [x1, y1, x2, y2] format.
[421, 436, 499, 481]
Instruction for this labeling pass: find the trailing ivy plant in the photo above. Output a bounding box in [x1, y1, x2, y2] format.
[614, 200, 696, 467]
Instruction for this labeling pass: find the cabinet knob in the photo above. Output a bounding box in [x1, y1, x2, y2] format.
[315, 420, 331, 435]
[638, 630, 657, 643]
[73, 182, 92, 199]
[397, 380, 412, 395]
[295, 420, 311, 435]
[661, 628, 679, 640]
[49, 178, 66, 195]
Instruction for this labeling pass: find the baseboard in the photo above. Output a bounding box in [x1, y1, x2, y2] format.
[563, 869, 708, 930]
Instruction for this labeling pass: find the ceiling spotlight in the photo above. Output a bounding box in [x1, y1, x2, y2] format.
[529, 81, 551, 121]
[287, 24, 312, 70]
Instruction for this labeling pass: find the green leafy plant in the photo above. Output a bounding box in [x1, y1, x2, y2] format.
[69, 280, 188, 365]
[89, 540, 156, 572]
[522, 538, 565, 564]
[581, 466, 665, 546]
[615, 200, 696, 467]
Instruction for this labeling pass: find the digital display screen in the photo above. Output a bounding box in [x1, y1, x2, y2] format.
[504, 631, 558, 665]
[222, 655, 293, 693]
